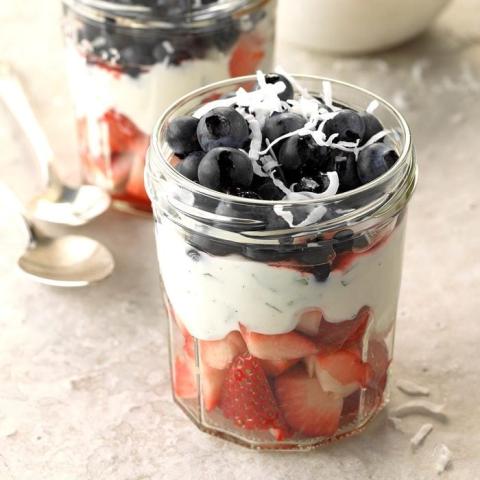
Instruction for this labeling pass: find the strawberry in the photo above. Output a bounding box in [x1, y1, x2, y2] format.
[220, 353, 288, 437]
[316, 306, 371, 352]
[164, 296, 196, 359]
[307, 350, 371, 398]
[200, 362, 226, 411]
[102, 108, 145, 153]
[296, 308, 323, 337]
[200, 331, 247, 370]
[367, 338, 390, 392]
[274, 366, 343, 437]
[340, 390, 361, 427]
[240, 325, 318, 360]
[125, 138, 149, 201]
[229, 33, 265, 78]
[260, 358, 300, 377]
[183, 333, 195, 359]
[173, 355, 197, 399]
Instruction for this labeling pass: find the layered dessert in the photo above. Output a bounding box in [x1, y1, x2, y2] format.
[148, 72, 413, 448]
[63, 0, 276, 211]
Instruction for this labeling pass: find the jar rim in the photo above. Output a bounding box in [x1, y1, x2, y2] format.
[147, 73, 416, 210]
[62, 0, 271, 29]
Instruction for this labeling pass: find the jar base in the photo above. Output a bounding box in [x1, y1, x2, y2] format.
[173, 394, 389, 451]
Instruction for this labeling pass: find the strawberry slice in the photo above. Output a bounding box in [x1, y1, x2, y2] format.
[102, 109, 145, 153]
[200, 362, 226, 411]
[200, 331, 247, 370]
[296, 308, 323, 337]
[173, 355, 197, 399]
[220, 353, 289, 438]
[274, 366, 343, 437]
[260, 358, 299, 377]
[316, 306, 371, 352]
[240, 325, 318, 360]
[229, 33, 265, 78]
[340, 390, 361, 427]
[367, 338, 390, 391]
[307, 350, 371, 398]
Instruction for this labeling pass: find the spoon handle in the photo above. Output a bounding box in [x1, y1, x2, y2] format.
[0, 63, 57, 187]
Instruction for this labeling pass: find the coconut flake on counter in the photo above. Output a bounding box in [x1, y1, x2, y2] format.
[390, 400, 447, 421]
[396, 379, 431, 397]
[434, 444, 452, 474]
[410, 423, 433, 450]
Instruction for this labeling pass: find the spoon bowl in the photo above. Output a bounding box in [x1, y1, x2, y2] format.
[18, 232, 115, 287]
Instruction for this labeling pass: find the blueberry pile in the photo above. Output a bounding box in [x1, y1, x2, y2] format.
[167, 72, 399, 200]
[165, 72, 401, 280]
[68, 0, 261, 76]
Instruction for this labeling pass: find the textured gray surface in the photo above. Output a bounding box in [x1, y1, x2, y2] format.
[1, 1, 480, 479]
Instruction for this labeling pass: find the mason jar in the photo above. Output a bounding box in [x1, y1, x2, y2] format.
[62, 0, 277, 213]
[145, 75, 417, 450]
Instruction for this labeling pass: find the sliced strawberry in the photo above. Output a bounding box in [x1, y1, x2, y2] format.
[220, 353, 289, 438]
[200, 331, 247, 370]
[274, 366, 343, 437]
[200, 362, 226, 412]
[240, 325, 318, 360]
[183, 333, 195, 359]
[309, 350, 371, 398]
[340, 390, 361, 427]
[296, 308, 323, 337]
[367, 338, 390, 392]
[260, 358, 299, 377]
[229, 33, 265, 78]
[173, 355, 197, 399]
[316, 306, 371, 352]
[125, 138, 149, 201]
[102, 108, 145, 153]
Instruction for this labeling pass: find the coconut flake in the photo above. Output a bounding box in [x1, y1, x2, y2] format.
[275, 66, 314, 100]
[322, 80, 333, 108]
[396, 379, 430, 397]
[390, 400, 447, 421]
[273, 204, 294, 226]
[434, 444, 452, 474]
[410, 423, 433, 450]
[366, 99, 379, 113]
[359, 129, 391, 151]
[388, 416, 405, 432]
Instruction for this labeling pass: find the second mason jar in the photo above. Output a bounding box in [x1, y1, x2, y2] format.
[145, 75, 417, 450]
[62, 0, 276, 212]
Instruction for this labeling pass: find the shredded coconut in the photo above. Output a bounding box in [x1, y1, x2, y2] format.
[396, 379, 430, 396]
[410, 423, 433, 450]
[434, 444, 452, 474]
[390, 400, 447, 421]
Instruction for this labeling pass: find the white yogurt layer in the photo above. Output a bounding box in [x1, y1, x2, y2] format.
[157, 220, 405, 341]
[66, 46, 231, 135]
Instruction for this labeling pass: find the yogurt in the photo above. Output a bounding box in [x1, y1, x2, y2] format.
[157, 219, 405, 340]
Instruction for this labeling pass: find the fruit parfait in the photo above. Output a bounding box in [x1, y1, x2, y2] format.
[145, 72, 417, 450]
[62, 0, 276, 212]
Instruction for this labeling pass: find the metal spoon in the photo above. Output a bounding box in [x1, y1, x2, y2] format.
[17, 215, 115, 287]
[0, 63, 111, 226]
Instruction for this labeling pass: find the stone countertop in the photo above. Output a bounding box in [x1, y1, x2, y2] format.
[0, 1, 479, 479]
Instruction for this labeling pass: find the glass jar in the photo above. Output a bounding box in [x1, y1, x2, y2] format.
[145, 75, 417, 450]
[62, 0, 276, 213]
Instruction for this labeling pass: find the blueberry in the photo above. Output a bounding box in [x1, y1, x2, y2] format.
[359, 112, 384, 144]
[198, 147, 253, 191]
[324, 109, 366, 143]
[213, 22, 239, 52]
[263, 73, 294, 101]
[292, 175, 329, 194]
[312, 264, 331, 282]
[197, 107, 249, 151]
[296, 244, 335, 265]
[120, 44, 155, 65]
[188, 233, 239, 256]
[186, 248, 201, 261]
[357, 143, 399, 184]
[262, 113, 305, 144]
[243, 245, 296, 262]
[279, 135, 328, 173]
[333, 151, 361, 192]
[175, 151, 204, 181]
[256, 179, 285, 200]
[231, 189, 262, 199]
[332, 230, 354, 254]
[166, 116, 201, 155]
